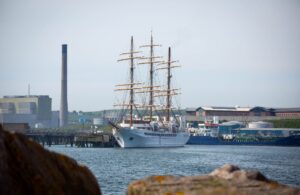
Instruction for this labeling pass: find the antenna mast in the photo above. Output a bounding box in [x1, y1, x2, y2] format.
[28, 84, 31, 96]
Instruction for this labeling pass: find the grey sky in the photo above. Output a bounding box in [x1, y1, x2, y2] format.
[0, 0, 299, 111]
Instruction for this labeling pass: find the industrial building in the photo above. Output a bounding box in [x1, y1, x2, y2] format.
[0, 95, 53, 128]
[274, 108, 300, 118]
[185, 106, 300, 123]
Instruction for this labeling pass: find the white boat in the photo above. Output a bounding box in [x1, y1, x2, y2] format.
[111, 34, 190, 148]
[113, 120, 189, 148]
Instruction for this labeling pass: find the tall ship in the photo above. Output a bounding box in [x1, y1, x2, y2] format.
[111, 34, 190, 148]
[187, 120, 300, 146]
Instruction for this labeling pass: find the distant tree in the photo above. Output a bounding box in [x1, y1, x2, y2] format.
[267, 119, 300, 128]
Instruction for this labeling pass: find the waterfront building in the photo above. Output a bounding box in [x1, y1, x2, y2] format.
[275, 108, 300, 118]
[185, 106, 300, 124]
[0, 95, 52, 128]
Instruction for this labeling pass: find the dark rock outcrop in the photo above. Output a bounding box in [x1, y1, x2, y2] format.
[0, 125, 101, 195]
[127, 164, 300, 195]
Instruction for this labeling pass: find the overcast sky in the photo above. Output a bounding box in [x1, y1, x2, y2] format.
[0, 0, 299, 111]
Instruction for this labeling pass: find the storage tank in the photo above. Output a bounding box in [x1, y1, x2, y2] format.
[93, 117, 104, 125]
[35, 123, 45, 128]
[221, 121, 244, 127]
[213, 116, 219, 124]
[248, 121, 273, 128]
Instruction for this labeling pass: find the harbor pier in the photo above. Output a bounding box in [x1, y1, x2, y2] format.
[25, 131, 116, 147]
[74, 133, 116, 147]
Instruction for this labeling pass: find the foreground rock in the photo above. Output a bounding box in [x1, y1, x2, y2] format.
[0, 125, 101, 195]
[128, 164, 300, 195]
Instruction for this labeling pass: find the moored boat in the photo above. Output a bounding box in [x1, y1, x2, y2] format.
[111, 34, 189, 148]
[187, 121, 300, 146]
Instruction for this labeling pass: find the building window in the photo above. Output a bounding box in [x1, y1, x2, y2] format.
[254, 112, 261, 116]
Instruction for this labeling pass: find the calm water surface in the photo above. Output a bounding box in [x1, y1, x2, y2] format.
[48, 145, 300, 195]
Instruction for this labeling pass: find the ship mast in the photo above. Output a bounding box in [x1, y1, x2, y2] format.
[115, 36, 143, 127]
[156, 47, 181, 122]
[139, 33, 162, 120]
[129, 37, 134, 126]
[167, 47, 171, 122]
[149, 35, 154, 121]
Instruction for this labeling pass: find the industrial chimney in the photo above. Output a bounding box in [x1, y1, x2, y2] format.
[60, 44, 68, 127]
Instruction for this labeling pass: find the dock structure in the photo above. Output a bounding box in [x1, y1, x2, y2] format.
[74, 133, 115, 147]
[25, 131, 116, 147]
[26, 131, 75, 147]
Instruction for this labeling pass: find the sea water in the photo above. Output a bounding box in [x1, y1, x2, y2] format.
[48, 145, 300, 195]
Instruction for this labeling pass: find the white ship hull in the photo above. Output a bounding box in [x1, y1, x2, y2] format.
[113, 128, 190, 148]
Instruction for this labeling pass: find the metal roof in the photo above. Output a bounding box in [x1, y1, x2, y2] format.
[274, 108, 300, 112]
[190, 106, 300, 113]
[185, 107, 198, 112]
[197, 106, 251, 112]
[195, 106, 300, 113]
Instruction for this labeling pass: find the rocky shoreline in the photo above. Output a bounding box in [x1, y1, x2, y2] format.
[127, 164, 300, 195]
[0, 125, 101, 195]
